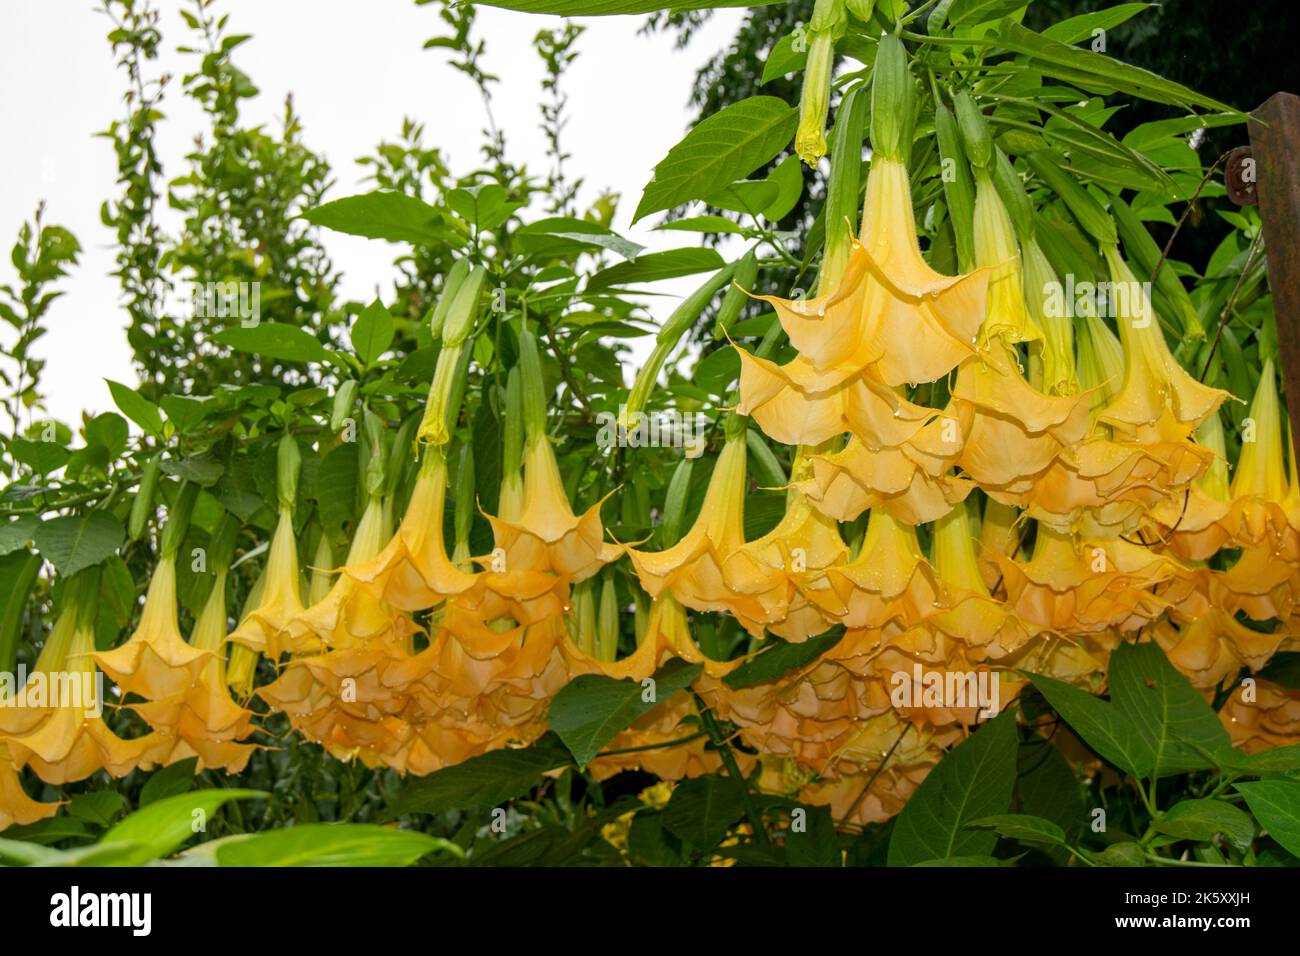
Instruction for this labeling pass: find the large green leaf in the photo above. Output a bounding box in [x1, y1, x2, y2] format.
[1154, 799, 1254, 852]
[1108, 641, 1230, 776]
[105, 379, 164, 437]
[214, 323, 331, 364]
[351, 299, 395, 365]
[996, 21, 1242, 115]
[474, 0, 777, 16]
[213, 824, 461, 866]
[1236, 781, 1300, 858]
[1025, 671, 1153, 777]
[1016, 736, 1086, 863]
[1040, 3, 1154, 43]
[663, 775, 747, 849]
[724, 627, 845, 689]
[304, 190, 447, 245]
[384, 734, 573, 817]
[32, 511, 123, 578]
[887, 708, 1019, 867]
[586, 247, 725, 291]
[967, 813, 1069, 848]
[548, 658, 702, 767]
[633, 96, 798, 223]
[100, 789, 266, 865]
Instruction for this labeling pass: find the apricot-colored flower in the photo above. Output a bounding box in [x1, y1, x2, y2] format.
[628, 432, 778, 623]
[346, 449, 478, 612]
[128, 569, 260, 773]
[1, 594, 166, 784]
[94, 556, 211, 701]
[0, 752, 59, 830]
[1219, 678, 1300, 753]
[228, 505, 309, 659]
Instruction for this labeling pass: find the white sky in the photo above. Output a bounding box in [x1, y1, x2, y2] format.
[0, 0, 747, 428]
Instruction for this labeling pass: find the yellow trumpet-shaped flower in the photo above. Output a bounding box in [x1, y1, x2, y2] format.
[628, 432, 777, 623]
[95, 556, 211, 701]
[1, 595, 167, 784]
[952, 178, 1090, 498]
[346, 449, 478, 612]
[820, 509, 939, 632]
[1155, 607, 1283, 692]
[992, 524, 1176, 637]
[488, 433, 621, 584]
[291, 496, 410, 651]
[921, 502, 1032, 663]
[721, 449, 849, 640]
[795, 715, 962, 825]
[798, 404, 974, 524]
[1095, 244, 1227, 450]
[228, 505, 309, 660]
[128, 569, 260, 773]
[0, 751, 59, 830]
[1220, 679, 1300, 753]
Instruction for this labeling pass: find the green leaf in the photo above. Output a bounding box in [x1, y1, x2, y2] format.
[160, 395, 211, 434]
[724, 627, 845, 689]
[654, 216, 746, 235]
[1016, 736, 1085, 864]
[1094, 842, 1147, 866]
[214, 322, 331, 364]
[100, 789, 266, 866]
[352, 299, 395, 365]
[85, 412, 128, 457]
[32, 511, 123, 577]
[384, 734, 573, 817]
[967, 813, 1068, 847]
[68, 790, 127, 828]
[947, 0, 1030, 28]
[1025, 670, 1153, 777]
[105, 379, 163, 437]
[1236, 781, 1300, 858]
[516, 217, 645, 260]
[1041, 4, 1154, 44]
[139, 757, 199, 806]
[548, 658, 702, 767]
[785, 804, 842, 866]
[475, 0, 776, 15]
[763, 154, 804, 221]
[627, 811, 688, 866]
[996, 21, 1242, 115]
[1154, 799, 1254, 852]
[0, 516, 37, 556]
[887, 707, 1018, 867]
[1108, 641, 1230, 776]
[634, 96, 798, 223]
[761, 32, 805, 85]
[304, 191, 447, 245]
[213, 823, 460, 866]
[9, 437, 69, 475]
[159, 454, 224, 487]
[586, 247, 725, 291]
[663, 775, 747, 849]
[447, 184, 524, 231]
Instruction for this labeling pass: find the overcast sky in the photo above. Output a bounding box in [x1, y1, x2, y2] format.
[0, 0, 747, 428]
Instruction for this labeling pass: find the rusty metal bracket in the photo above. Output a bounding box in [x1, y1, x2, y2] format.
[1225, 146, 1257, 205]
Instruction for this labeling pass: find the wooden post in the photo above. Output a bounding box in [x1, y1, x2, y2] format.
[1249, 93, 1300, 442]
